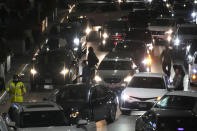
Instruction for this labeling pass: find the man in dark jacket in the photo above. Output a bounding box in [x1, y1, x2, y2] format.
[161, 46, 171, 77]
[87, 47, 99, 82]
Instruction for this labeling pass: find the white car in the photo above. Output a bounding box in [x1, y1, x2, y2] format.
[120, 72, 170, 114]
[5, 102, 96, 131]
[0, 116, 8, 131]
[94, 52, 138, 89]
[148, 18, 176, 43]
[173, 24, 197, 51]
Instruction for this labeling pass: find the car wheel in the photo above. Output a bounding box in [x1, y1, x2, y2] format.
[121, 110, 131, 115]
[106, 105, 116, 123]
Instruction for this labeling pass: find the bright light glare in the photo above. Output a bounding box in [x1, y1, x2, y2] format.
[142, 55, 152, 65]
[74, 38, 79, 45]
[94, 75, 102, 82]
[124, 75, 132, 83]
[192, 12, 196, 18]
[103, 33, 108, 38]
[60, 68, 69, 75]
[193, 69, 197, 73]
[167, 36, 172, 42]
[85, 27, 91, 34]
[195, 0, 197, 4]
[102, 40, 106, 45]
[121, 93, 130, 100]
[175, 38, 180, 46]
[165, 29, 173, 34]
[30, 68, 37, 75]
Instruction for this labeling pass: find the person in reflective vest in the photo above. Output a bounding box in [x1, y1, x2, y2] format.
[6, 74, 26, 103]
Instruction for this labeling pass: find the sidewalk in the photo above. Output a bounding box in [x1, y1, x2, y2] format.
[0, 8, 69, 104]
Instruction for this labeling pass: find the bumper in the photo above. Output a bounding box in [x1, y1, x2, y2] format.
[120, 100, 155, 111]
[101, 39, 122, 49]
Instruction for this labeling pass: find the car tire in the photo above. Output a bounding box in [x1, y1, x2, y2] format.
[106, 105, 116, 123]
[121, 110, 131, 115]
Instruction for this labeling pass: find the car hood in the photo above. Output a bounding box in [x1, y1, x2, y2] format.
[18, 126, 82, 131]
[178, 35, 197, 40]
[36, 63, 64, 74]
[97, 70, 132, 78]
[123, 87, 167, 99]
[148, 26, 171, 32]
[152, 108, 195, 117]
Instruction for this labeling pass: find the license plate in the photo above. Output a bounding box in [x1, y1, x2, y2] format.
[45, 79, 52, 83]
[44, 85, 53, 89]
[109, 84, 119, 88]
[139, 103, 147, 108]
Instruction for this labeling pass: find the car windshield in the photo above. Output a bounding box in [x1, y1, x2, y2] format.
[57, 86, 88, 102]
[20, 111, 68, 128]
[178, 27, 197, 35]
[156, 95, 197, 110]
[150, 19, 174, 26]
[128, 76, 165, 89]
[98, 61, 132, 70]
[75, 3, 98, 12]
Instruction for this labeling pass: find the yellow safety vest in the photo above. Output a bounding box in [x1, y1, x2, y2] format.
[6, 81, 26, 103]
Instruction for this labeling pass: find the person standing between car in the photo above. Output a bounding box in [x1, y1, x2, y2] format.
[6, 74, 26, 103]
[173, 68, 183, 91]
[78, 60, 91, 84]
[161, 45, 171, 77]
[87, 47, 99, 82]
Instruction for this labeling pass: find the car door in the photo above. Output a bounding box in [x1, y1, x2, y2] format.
[90, 85, 108, 121]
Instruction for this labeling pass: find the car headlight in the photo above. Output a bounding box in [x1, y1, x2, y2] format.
[192, 12, 196, 18]
[94, 75, 102, 82]
[187, 45, 191, 52]
[174, 38, 180, 46]
[156, 96, 161, 101]
[30, 68, 37, 75]
[85, 27, 91, 35]
[74, 38, 80, 45]
[193, 69, 197, 73]
[167, 36, 172, 42]
[147, 43, 153, 50]
[103, 33, 108, 39]
[124, 75, 132, 83]
[165, 29, 173, 34]
[142, 55, 152, 65]
[70, 111, 79, 118]
[60, 68, 69, 75]
[195, 0, 197, 4]
[121, 93, 130, 101]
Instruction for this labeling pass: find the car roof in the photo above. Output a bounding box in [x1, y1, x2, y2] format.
[133, 72, 165, 78]
[166, 91, 197, 98]
[103, 52, 133, 61]
[12, 101, 63, 112]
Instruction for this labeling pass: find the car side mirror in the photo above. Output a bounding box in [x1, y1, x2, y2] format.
[77, 120, 87, 128]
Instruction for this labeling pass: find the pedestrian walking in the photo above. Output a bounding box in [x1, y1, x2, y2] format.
[161, 45, 171, 77]
[173, 68, 183, 91]
[87, 47, 99, 82]
[77, 60, 91, 84]
[6, 74, 26, 103]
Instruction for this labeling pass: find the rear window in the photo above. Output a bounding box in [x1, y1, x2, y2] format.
[178, 27, 197, 35]
[98, 60, 132, 70]
[57, 86, 88, 102]
[128, 76, 165, 89]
